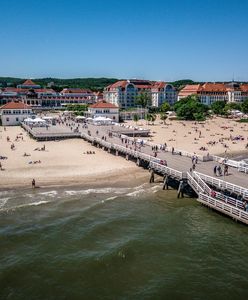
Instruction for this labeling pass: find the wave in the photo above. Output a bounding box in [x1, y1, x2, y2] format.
[0, 200, 51, 212]
[0, 197, 9, 209]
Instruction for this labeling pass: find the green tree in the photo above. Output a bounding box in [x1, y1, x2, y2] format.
[133, 114, 139, 124]
[174, 95, 208, 120]
[225, 102, 241, 111]
[160, 113, 167, 124]
[211, 101, 226, 115]
[135, 92, 152, 108]
[241, 99, 248, 114]
[160, 102, 170, 113]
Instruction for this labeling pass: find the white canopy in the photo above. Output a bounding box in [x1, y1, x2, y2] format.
[42, 116, 54, 120]
[33, 118, 46, 123]
[94, 116, 112, 121]
[24, 118, 34, 122]
[76, 116, 86, 119]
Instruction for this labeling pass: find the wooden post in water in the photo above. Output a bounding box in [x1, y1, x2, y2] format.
[163, 175, 169, 190]
[126, 154, 129, 160]
[116, 150, 118, 156]
[149, 170, 155, 183]
[136, 158, 140, 166]
[177, 180, 183, 198]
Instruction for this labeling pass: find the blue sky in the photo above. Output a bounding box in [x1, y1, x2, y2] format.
[0, 0, 247, 81]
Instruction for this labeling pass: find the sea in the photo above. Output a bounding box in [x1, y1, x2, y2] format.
[1, 182, 248, 300]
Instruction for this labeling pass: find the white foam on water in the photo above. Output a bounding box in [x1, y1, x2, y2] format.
[103, 196, 118, 202]
[0, 197, 9, 209]
[38, 191, 58, 197]
[65, 187, 131, 196]
[0, 200, 51, 212]
[126, 189, 145, 197]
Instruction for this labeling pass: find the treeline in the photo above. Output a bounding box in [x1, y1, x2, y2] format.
[0, 77, 119, 92]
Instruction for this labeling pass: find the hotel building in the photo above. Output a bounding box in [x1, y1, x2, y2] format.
[103, 79, 177, 108]
[178, 82, 248, 105]
[0, 101, 33, 126]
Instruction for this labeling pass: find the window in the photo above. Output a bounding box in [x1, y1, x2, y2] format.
[16, 117, 19, 122]
[6, 117, 9, 122]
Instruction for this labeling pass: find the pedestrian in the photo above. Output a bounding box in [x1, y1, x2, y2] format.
[217, 165, 222, 176]
[192, 163, 196, 170]
[213, 165, 217, 176]
[224, 165, 228, 176]
[32, 179, 36, 189]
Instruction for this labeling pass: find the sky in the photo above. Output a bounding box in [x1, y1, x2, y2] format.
[0, 0, 248, 81]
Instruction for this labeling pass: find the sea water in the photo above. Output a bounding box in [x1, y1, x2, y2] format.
[1, 183, 248, 299]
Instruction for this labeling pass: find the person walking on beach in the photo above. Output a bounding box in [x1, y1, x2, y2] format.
[32, 179, 36, 189]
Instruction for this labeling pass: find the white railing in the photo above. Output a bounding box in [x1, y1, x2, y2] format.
[195, 171, 248, 198]
[191, 171, 212, 195]
[149, 161, 182, 179]
[198, 193, 248, 224]
[187, 172, 204, 194]
[189, 171, 244, 209]
[213, 155, 248, 174]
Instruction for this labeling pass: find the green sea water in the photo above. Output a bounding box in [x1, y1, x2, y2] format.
[1, 183, 248, 300]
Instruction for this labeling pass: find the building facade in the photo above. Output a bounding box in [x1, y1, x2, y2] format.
[178, 82, 248, 105]
[104, 79, 178, 108]
[0, 80, 96, 108]
[0, 101, 33, 126]
[87, 102, 119, 122]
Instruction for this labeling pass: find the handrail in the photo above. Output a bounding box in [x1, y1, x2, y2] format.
[213, 155, 248, 174]
[187, 172, 204, 194]
[195, 171, 248, 197]
[191, 171, 212, 195]
[198, 193, 248, 224]
[149, 161, 183, 179]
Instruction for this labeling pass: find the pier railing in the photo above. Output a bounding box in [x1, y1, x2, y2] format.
[187, 172, 204, 194]
[194, 171, 248, 198]
[149, 161, 183, 179]
[213, 155, 248, 174]
[198, 193, 248, 224]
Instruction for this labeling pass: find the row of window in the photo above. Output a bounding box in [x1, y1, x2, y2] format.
[3, 110, 32, 115]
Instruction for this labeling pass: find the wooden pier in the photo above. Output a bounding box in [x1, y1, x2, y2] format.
[22, 122, 248, 225]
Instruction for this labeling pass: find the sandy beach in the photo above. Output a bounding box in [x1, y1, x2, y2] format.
[127, 116, 248, 157]
[0, 126, 146, 189]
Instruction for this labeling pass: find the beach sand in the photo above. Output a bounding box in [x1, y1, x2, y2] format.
[0, 126, 146, 189]
[127, 116, 248, 157]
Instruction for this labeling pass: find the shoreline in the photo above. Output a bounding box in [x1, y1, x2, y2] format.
[0, 167, 149, 192]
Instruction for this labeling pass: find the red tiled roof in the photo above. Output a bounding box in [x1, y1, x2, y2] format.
[35, 89, 56, 93]
[178, 84, 201, 97]
[106, 81, 128, 89]
[240, 84, 248, 92]
[0, 101, 32, 110]
[199, 83, 227, 92]
[22, 79, 37, 86]
[89, 102, 118, 109]
[61, 88, 92, 94]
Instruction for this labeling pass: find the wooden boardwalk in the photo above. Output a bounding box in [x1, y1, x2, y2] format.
[22, 122, 248, 225]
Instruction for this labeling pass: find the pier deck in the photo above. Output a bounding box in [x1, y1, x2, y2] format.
[22, 122, 248, 224]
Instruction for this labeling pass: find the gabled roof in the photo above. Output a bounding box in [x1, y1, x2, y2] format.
[199, 83, 227, 92]
[240, 84, 248, 92]
[61, 88, 92, 94]
[0, 101, 32, 110]
[178, 84, 201, 96]
[89, 101, 118, 109]
[22, 79, 37, 86]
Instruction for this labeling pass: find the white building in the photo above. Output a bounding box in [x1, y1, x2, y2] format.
[151, 82, 178, 106]
[0, 101, 33, 126]
[178, 82, 248, 105]
[104, 79, 178, 108]
[87, 102, 119, 122]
